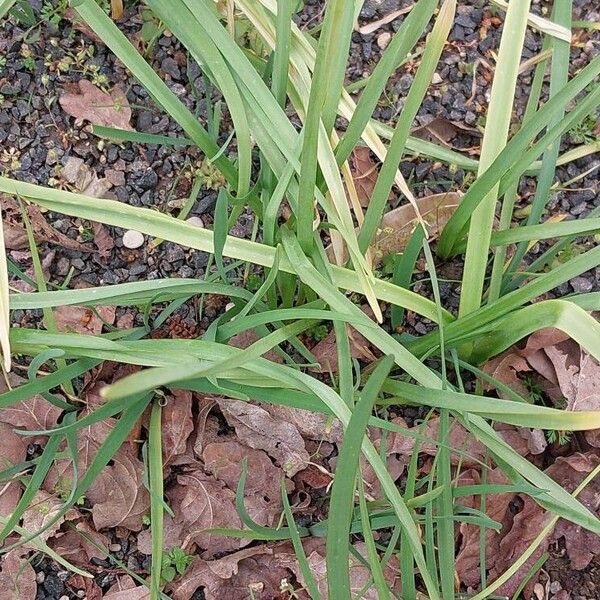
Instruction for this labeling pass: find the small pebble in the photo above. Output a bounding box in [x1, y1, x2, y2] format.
[122, 230, 145, 249]
[225, 302, 235, 312]
[549, 581, 562, 594]
[377, 32, 392, 50]
[432, 72, 443, 85]
[36, 571, 45, 584]
[186, 216, 204, 228]
[109, 543, 121, 552]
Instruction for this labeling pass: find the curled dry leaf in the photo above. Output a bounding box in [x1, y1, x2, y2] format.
[374, 191, 462, 259]
[54, 304, 116, 335]
[310, 324, 376, 374]
[217, 399, 310, 476]
[167, 470, 245, 558]
[93, 221, 114, 259]
[0, 421, 27, 517]
[61, 156, 113, 199]
[104, 575, 150, 600]
[547, 452, 600, 570]
[161, 389, 194, 467]
[50, 520, 110, 564]
[60, 80, 132, 130]
[483, 349, 531, 399]
[229, 329, 283, 363]
[264, 404, 343, 443]
[86, 444, 149, 531]
[66, 575, 103, 600]
[21, 489, 78, 545]
[1, 195, 91, 252]
[202, 440, 284, 527]
[0, 374, 62, 444]
[350, 146, 387, 208]
[0, 549, 37, 600]
[168, 546, 280, 600]
[412, 117, 481, 150]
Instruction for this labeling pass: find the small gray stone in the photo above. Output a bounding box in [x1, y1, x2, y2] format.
[161, 57, 181, 80]
[136, 169, 158, 190]
[570, 276, 593, 293]
[122, 230, 145, 249]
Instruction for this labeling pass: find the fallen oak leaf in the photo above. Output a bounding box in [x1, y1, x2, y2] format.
[0, 422, 27, 518]
[160, 389, 194, 467]
[104, 575, 150, 600]
[54, 305, 116, 335]
[167, 546, 279, 600]
[202, 440, 284, 527]
[85, 444, 149, 531]
[60, 80, 132, 130]
[21, 489, 78, 546]
[167, 469, 246, 558]
[0, 548, 37, 600]
[217, 399, 310, 476]
[412, 116, 481, 149]
[350, 146, 390, 208]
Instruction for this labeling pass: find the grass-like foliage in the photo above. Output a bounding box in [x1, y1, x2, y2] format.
[1, 0, 600, 598]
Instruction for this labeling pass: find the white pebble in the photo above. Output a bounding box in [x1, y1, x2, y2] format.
[432, 72, 443, 85]
[225, 302, 235, 312]
[186, 216, 204, 228]
[122, 229, 144, 249]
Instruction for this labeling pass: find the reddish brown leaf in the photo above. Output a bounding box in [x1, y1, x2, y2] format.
[217, 399, 310, 476]
[547, 453, 600, 570]
[66, 575, 103, 600]
[167, 470, 246, 558]
[202, 440, 284, 527]
[21, 490, 78, 545]
[168, 546, 280, 600]
[350, 147, 380, 208]
[60, 80, 132, 129]
[86, 445, 149, 531]
[50, 520, 110, 564]
[0, 549, 37, 600]
[161, 390, 194, 466]
[229, 329, 283, 363]
[310, 325, 376, 374]
[482, 350, 531, 399]
[104, 576, 150, 599]
[93, 221, 114, 259]
[0, 421, 27, 517]
[54, 305, 116, 335]
[411, 117, 481, 147]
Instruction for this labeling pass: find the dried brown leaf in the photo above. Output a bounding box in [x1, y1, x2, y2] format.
[104, 576, 150, 600]
[21, 490, 78, 545]
[168, 546, 279, 600]
[217, 399, 310, 476]
[86, 445, 149, 531]
[50, 520, 110, 564]
[202, 440, 283, 527]
[62, 157, 113, 198]
[93, 221, 114, 259]
[0, 421, 27, 517]
[350, 146, 381, 208]
[161, 389, 194, 466]
[167, 470, 245, 558]
[374, 191, 462, 259]
[54, 305, 116, 335]
[310, 325, 376, 374]
[412, 117, 481, 147]
[60, 80, 132, 129]
[66, 575, 103, 600]
[0, 549, 37, 600]
[483, 350, 531, 399]
[264, 404, 343, 443]
[547, 453, 600, 570]
[229, 329, 283, 363]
